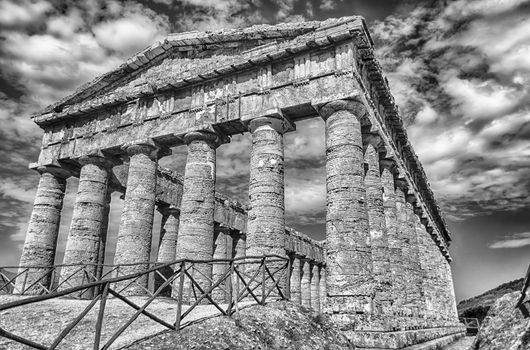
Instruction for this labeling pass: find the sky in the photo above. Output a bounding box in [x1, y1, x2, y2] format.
[0, 0, 529, 302]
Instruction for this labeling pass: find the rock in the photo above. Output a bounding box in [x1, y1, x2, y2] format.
[125, 301, 355, 350]
[473, 291, 530, 350]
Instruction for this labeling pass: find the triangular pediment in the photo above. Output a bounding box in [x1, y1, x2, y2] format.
[38, 16, 369, 117]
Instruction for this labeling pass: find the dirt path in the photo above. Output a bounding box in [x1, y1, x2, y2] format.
[0, 295, 253, 350]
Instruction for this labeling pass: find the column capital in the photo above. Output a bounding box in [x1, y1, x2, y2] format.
[248, 111, 295, 134]
[314, 98, 368, 121]
[183, 130, 227, 148]
[122, 139, 170, 160]
[30, 163, 71, 179]
[77, 153, 116, 170]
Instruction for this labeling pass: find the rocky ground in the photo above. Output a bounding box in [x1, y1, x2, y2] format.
[472, 291, 530, 350]
[444, 336, 476, 350]
[125, 301, 354, 350]
[0, 294, 254, 349]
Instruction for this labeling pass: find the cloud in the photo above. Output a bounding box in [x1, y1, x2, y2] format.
[371, 0, 530, 219]
[489, 231, 530, 249]
[0, 0, 52, 29]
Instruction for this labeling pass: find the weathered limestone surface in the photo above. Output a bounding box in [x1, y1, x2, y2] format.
[416, 216, 435, 321]
[319, 266, 327, 309]
[394, 184, 417, 317]
[157, 206, 180, 263]
[212, 227, 230, 302]
[16, 168, 68, 293]
[113, 143, 158, 294]
[301, 260, 311, 308]
[60, 156, 112, 295]
[290, 256, 302, 304]
[246, 116, 288, 258]
[311, 263, 321, 312]
[404, 199, 425, 318]
[380, 164, 404, 314]
[319, 100, 373, 314]
[176, 131, 220, 291]
[364, 144, 391, 314]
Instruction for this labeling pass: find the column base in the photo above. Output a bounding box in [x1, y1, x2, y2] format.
[342, 326, 466, 349]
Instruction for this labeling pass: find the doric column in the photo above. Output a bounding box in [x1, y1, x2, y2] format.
[416, 215, 435, 322]
[318, 100, 373, 314]
[157, 205, 180, 263]
[233, 232, 246, 259]
[380, 161, 405, 316]
[319, 265, 327, 309]
[212, 226, 230, 302]
[301, 259, 311, 308]
[60, 155, 113, 296]
[16, 166, 69, 294]
[364, 142, 392, 314]
[113, 141, 160, 295]
[311, 262, 321, 312]
[404, 194, 425, 318]
[290, 255, 302, 304]
[443, 260, 459, 321]
[246, 114, 291, 257]
[176, 131, 222, 293]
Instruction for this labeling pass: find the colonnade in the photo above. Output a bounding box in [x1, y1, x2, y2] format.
[16, 99, 458, 326]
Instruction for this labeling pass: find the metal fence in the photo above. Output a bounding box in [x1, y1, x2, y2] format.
[0, 255, 289, 350]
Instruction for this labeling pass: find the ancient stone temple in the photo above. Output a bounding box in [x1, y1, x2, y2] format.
[18, 16, 464, 348]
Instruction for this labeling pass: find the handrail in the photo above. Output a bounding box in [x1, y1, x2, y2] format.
[0, 255, 290, 350]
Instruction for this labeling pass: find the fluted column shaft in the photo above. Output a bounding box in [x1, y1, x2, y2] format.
[290, 256, 302, 304]
[416, 218, 435, 322]
[247, 116, 288, 257]
[319, 266, 327, 308]
[320, 100, 372, 313]
[157, 207, 180, 263]
[16, 168, 68, 294]
[113, 143, 158, 295]
[311, 263, 321, 312]
[301, 260, 311, 308]
[380, 165, 405, 314]
[212, 227, 230, 302]
[364, 144, 392, 314]
[404, 200, 425, 318]
[60, 156, 112, 296]
[176, 131, 220, 293]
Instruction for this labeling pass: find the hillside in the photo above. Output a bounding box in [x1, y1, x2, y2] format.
[458, 278, 524, 321]
[126, 301, 355, 350]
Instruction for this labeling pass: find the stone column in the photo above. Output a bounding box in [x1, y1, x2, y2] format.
[442, 258, 459, 322]
[404, 195, 425, 319]
[246, 115, 290, 257]
[311, 262, 321, 312]
[233, 232, 246, 259]
[16, 166, 68, 294]
[113, 142, 159, 295]
[416, 216, 434, 322]
[290, 255, 302, 304]
[60, 155, 113, 297]
[176, 131, 221, 296]
[364, 142, 392, 314]
[157, 206, 180, 263]
[154, 205, 179, 296]
[212, 226, 230, 302]
[301, 259, 311, 308]
[380, 162, 405, 316]
[318, 100, 373, 314]
[319, 265, 327, 308]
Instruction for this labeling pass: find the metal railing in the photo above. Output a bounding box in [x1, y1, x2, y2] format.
[458, 317, 480, 335]
[516, 263, 530, 318]
[0, 255, 289, 350]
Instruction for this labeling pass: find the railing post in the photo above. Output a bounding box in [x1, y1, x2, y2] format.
[175, 261, 186, 330]
[94, 282, 109, 350]
[261, 257, 266, 305]
[21, 270, 28, 294]
[227, 261, 234, 316]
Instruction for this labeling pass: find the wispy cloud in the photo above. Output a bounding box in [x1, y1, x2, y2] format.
[489, 232, 530, 249]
